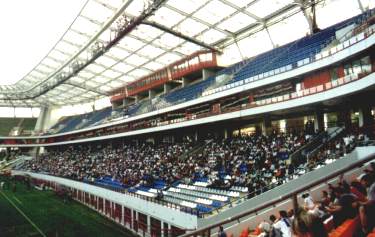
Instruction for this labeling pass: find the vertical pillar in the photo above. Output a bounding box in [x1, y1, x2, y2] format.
[182, 77, 189, 87]
[135, 211, 139, 232]
[164, 83, 172, 94]
[34, 106, 54, 157]
[359, 105, 373, 128]
[167, 223, 172, 237]
[130, 208, 133, 229]
[314, 111, 324, 132]
[337, 110, 351, 129]
[292, 194, 299, 214]
[103, 199, 106, 215]
[135, 95, 140, 103]
[35, 106, 54, 132]
[123, 97, 134, 107]
[357, 0, 365, 12]
[147, 215, 151, 235]
[359, 105, 374, 137]
[95, 196, 98, 210]
[111, 202, 115, 220]
[202, 69, 215, 80]
[161, 221, 165, 237]
[122, 206, 125, 225]
[224, 129, 228, 139]
[224, 126, 235, 138]
[149, 89, 156, 100]
[194, 130, 199, 142]
[261, 116, 272, 136]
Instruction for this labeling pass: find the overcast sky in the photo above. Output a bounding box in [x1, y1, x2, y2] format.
[0, 0, 86, 86]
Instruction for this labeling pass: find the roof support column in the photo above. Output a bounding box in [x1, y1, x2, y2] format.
[302, 7, 314, 35]
[296, 0, 318, 34]
[265, 26, 276, 48]
[234, 39, 245, 61]
[34, 106, 53, 133]
[357, 0, 365, 13]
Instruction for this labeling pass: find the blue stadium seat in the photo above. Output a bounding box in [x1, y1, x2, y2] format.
[230, 10, 373, 84]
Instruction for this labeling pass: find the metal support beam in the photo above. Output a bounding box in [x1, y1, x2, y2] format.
[357, 0, 365, 13]
[296, 0, 321, 34]
[265, 26, 276, 48]
[0, 0, 165, 101]
[214, 3, 300, 48]
[63, 82, 109, 96]
[215, 0, 324, 48]
[142, 21, 220, 53]
[234, 38, 245, 61]
[295, 0, 314, 34]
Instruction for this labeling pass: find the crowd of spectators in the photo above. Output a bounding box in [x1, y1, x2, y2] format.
[20, 131, 310, 190]
[21, 141, 194, 187]
[19, 129, 367, 196]
[306, 131, 371, 171]
[196, 131, 308, 193]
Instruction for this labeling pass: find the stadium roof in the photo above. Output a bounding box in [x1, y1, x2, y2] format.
[0, 0, 370, 107]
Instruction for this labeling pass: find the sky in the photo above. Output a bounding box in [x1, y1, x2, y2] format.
[0, 0, 86, 86]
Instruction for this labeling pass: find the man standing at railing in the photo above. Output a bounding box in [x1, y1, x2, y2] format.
[218, 226, 227, 237]
[156, 189, 164, 201]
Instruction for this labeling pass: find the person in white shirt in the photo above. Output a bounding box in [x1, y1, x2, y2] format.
[302, 193, 316, 210]
[272, 210, 292, 237]
[257, 221, 271, 237]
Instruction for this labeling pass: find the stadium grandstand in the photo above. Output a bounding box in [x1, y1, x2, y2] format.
[1, 0, 375, 236]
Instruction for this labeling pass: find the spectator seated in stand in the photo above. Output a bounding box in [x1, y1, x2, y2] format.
[292, 208, 328, 237]
[273, 210, 292, 237]
[250, 159, 375, 237]
[21, 132, 311, 192]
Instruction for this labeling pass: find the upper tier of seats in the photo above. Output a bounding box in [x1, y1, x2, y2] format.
[50, 107, 112, 133]
[0, 118, 37, 136]
[47, 10, 374, 134]
[231, 10, 373, 83]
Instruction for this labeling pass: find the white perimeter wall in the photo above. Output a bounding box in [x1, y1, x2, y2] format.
[11, 170, 198, 230]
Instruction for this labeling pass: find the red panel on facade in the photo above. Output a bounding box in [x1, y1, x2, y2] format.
[337, 66, 345, 78]
[85, 192, 90, 204]
[114, 203, 122, 222]
[138, 213, 147, 233]
[124, 207, 132, 225]
[98, 198, 103, 212]
[151, 217, 161, 237]
[303, 71, 331, 89]
[105, 200, 111, 216]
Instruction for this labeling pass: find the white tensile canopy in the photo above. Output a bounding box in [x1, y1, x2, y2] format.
[0, 0, 372, 109]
